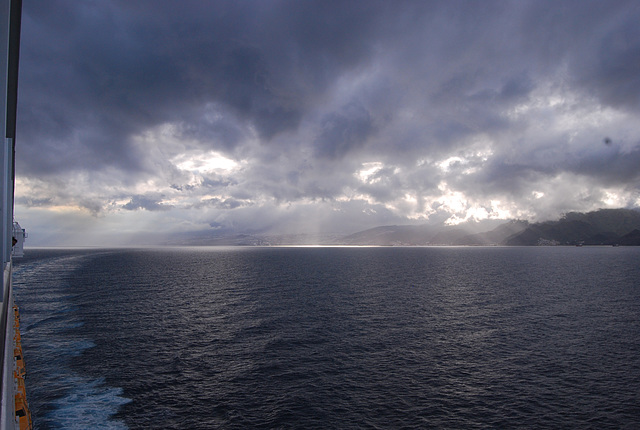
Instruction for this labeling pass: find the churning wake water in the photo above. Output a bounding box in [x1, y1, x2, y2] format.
[11, 246, 640, 429]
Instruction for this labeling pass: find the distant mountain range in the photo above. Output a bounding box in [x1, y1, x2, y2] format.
[338, 208, 640, 246]
[504, 208, 640, 246]
[339, 219, 529, 246]
[164, 208, 640, 246]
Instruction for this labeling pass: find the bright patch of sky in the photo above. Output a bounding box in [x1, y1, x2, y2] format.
[356, 162, 384, 183]
[173, 152, 238, 174]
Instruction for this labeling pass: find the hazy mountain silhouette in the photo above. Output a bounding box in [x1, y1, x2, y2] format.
[505, 209, 640, 245]
[342, 209, 640, 246]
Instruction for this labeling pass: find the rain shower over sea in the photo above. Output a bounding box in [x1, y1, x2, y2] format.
[12, 246, 640, 429]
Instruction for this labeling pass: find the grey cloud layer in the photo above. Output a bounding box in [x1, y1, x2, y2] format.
[15, 0, 640, 241]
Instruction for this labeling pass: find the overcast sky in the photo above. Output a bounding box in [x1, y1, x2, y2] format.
[14, 0, 640, 246]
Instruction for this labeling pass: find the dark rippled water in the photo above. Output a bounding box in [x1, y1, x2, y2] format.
[12, 246, 640, 429]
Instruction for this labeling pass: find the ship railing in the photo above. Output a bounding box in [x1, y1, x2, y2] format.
[0, 261, 14, 429]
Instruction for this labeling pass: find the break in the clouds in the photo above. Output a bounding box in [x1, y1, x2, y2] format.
[14, 0, 640, 245]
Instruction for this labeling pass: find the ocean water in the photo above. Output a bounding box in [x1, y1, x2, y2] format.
[11, 246, 640, 429]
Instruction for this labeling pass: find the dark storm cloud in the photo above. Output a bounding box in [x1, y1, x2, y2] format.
[174, 108, 248, 154]
[192, 197, 246, 210]
[457, 160, 548, 197]
[14, 196, 52, 207]
[17, 0, 389, 174]
[521, 0, 640, 111]
[122, 195, 171, 211]
[201, 175, 235, 190]
[315, 103, 376, 159]
[19, 0, 638, 165]
[583, 18, 640, 110]
[499, 74, 536, 103]
[571, 144, 640, 185]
